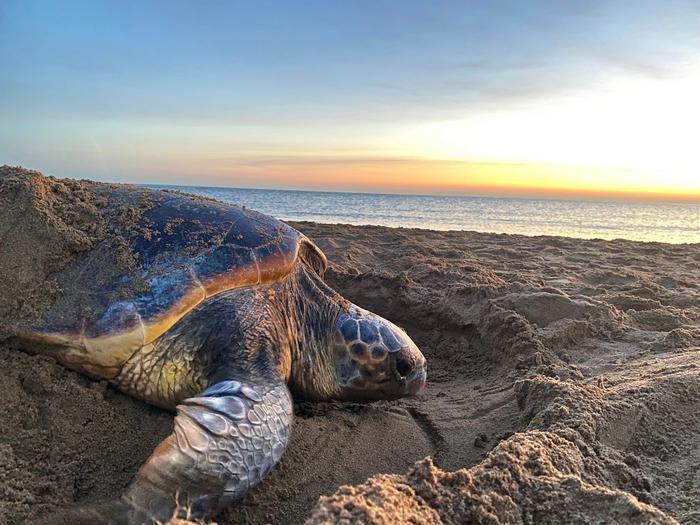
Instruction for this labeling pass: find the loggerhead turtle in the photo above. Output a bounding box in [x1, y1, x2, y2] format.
[3, 172, 426, 524]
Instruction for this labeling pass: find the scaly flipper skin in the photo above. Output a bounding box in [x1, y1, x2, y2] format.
[125, 377, 292, 521]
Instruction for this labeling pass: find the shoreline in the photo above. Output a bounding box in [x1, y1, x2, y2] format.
[290, 219, 700, 246]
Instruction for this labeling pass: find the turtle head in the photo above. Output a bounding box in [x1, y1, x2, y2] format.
[331, 306, 426, 401]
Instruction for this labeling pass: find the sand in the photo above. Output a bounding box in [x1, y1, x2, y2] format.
[1, 167, 699, 524]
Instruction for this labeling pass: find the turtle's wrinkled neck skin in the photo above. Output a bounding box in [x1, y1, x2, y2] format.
[281, 263, 349, 400]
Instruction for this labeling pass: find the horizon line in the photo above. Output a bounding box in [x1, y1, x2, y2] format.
[142, 180, 700, 206]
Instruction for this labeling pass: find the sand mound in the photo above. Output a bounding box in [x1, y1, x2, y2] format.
[1, 169, 699, 524]
[308, 439, 672, 525]
[0, 167, 102, 338]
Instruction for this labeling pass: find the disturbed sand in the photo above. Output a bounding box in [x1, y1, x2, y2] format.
[1, 167, 699, 524]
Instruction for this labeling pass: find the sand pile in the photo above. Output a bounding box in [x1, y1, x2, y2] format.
[0, 167, 103, 339]
[1, 168, 699, 524]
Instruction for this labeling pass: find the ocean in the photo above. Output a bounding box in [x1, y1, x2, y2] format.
[149, 185, 700, 244]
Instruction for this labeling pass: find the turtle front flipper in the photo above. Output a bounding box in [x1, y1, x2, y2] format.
[38, 376, 293, 524]
[124, 376, 293, 522]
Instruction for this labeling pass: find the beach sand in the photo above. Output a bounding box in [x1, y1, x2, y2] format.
[1, 168, 699, 524]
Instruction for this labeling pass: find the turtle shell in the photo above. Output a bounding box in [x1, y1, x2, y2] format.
[21, 183, 325, 373]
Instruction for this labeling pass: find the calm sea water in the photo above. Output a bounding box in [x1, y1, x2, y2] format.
[149, 185, 700, 244]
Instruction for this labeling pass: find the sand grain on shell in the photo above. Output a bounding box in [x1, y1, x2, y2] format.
[1, 168, 699, 524]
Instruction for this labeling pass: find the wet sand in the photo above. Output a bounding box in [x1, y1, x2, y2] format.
[1, 167, 699, 524]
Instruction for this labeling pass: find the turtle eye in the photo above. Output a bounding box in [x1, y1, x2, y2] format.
[395, 356, 413, 377]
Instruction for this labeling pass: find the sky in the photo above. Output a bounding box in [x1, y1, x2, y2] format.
[1, 0, 700, 201]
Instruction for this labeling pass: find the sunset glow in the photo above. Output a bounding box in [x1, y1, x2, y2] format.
[397, 68, 700, 195]
[1, 1, 699, 201]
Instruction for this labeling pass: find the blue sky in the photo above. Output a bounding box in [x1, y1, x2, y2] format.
[1, 1, 699, 196]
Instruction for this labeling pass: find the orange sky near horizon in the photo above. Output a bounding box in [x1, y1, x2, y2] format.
[174, 158, 700, 203]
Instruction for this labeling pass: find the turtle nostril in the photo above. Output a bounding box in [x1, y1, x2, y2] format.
[395, 357, 413, 377]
